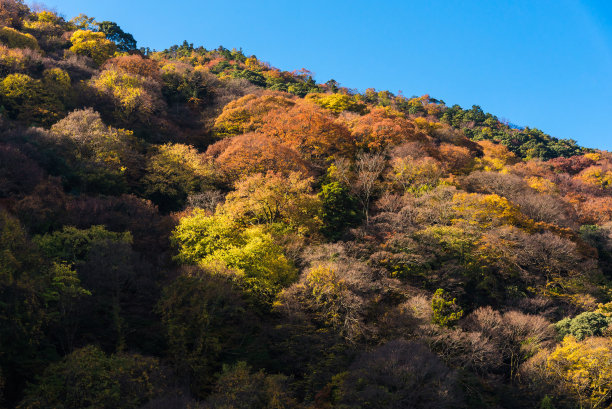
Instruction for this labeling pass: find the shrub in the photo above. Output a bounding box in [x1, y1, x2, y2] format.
[0, 26, 39, 50]
[431, 288, 463, 327]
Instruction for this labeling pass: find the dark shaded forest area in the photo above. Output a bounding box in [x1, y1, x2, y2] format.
[0, 1, 610, 408]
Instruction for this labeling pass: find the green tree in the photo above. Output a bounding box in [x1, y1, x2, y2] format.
[0, 210, 47, 400]
[35, 225, 131, 264]
[35, 225, 135, 350]
[555, 312, 611, 341]
[157, 269, 258, 397]
[19, 345, 168, 409]
[319, 180, 362, 240]
[96, 21, 136, 51]
[44, 262, 90, 354]
[231, 68, 266, 87]
[0, 210, 89, 402]
[160, 61, 208, 110]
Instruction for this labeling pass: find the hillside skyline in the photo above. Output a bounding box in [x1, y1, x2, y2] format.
[44, 0, 612, 151]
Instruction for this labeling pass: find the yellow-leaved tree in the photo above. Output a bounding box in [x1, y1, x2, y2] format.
[222, 171, 323, 237]
[0, 26, 39, 50]
[69, 30, 116, 65]
[546, 336, 612, 409]
[0, 73, 64, 125]
[171, 210, 298, 305]
[90, 68, 163, 123]
[142, 143, 214, 211]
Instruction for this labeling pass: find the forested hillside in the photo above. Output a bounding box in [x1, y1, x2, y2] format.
[0, 1, 611, 408]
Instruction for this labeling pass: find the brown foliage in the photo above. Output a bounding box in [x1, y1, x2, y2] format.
[462, 171, 528, 197]
[261, 99, 355, 162]
[187, 190, 225, 213]
[509, 159, 555, 180]
[462, 306, 555, 378]
[389, 140, 432, 160]
[513, 192, 574, 227]
[481, 226, 584, 287]
[432, 125, 481, 151]
[349, 107, 427, 151]
[102, 55, 161, 81]
[462, 171, 575, 227]
[354, 152, 386, 222]
[65, 194, 172, 255]
[276, 244, 380, 342]
[213, 91, 295, 137]
[547, 155, 596, 175]
[566, 193, 612, 224]
[0, 0, 29, 29]
[14, 177, 67, 233]
[205, 133, 310, 182]
[423, 324, 502, 374]
[437, 143, 474, 174]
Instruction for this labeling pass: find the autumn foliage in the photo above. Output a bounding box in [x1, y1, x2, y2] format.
[0, 3, 610, 409]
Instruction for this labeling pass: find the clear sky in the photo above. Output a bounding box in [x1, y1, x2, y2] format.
[41, 0, 612, 150]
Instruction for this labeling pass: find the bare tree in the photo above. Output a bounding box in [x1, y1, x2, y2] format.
[339, 340, 463, 409]
[355, 152, 386, 224]
[463, 306, 555, 379]
[187, 190, 225, 213]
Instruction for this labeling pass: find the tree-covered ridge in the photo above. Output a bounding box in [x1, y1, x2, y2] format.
[157, 42, 586, 161]
[0, 1, 610, 408]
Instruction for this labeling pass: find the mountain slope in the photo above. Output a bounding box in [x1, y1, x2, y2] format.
[0, 2, 611, 409]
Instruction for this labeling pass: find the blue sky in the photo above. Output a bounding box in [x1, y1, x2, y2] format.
[42, 0, 612, 150]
